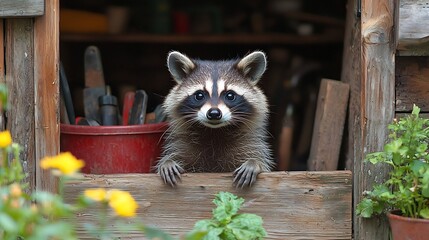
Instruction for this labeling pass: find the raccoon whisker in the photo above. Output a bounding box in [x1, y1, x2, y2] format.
[231, 116, 259, 132]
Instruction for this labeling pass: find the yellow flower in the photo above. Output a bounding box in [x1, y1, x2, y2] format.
[0, 130, 12, 148]
[40, 152, 85, 175]
[107, 189, 138, 217]
[9, 183, 22, 198]
[84, 188, 107, 202]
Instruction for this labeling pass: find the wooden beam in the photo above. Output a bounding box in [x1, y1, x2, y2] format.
[341, 0, 362, 172]
[397, 0, 429, 56]
[395, 56, 429, 112]
[0, 0, 44, 17]
[64, 172, 352, 239]
[0, 19, 5, 130]
[34, 0, 60, 192]
[308, 79, 349, 171]
[5, 19, 36, 193]
[356, 0, 396, 239]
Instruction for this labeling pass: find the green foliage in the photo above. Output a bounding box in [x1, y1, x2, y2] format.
[188, 192, 267, 240]
[356, 105, 429, 219]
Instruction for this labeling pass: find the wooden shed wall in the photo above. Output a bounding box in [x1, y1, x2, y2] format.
[3, 0, 429, 239]
[1, 0, 59, 193]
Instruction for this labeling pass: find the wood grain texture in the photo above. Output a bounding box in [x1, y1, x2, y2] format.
[308, 79, 349, 171]
[34, 0, 60, 192]
[64, 172, 352, 240]
[356, 0, 396, 239]
[397, 0, 429, 55]
[0, 19, 5, 130]
[395, 56, 429, 112]
[5, 19, 36, 192]
[0, 0, 44, 17]
[341, 0, 362, 172]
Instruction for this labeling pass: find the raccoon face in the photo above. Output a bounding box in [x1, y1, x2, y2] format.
[165, 51, 268, 129]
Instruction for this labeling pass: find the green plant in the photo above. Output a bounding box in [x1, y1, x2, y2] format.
[356, 105, 429, 219]
[187, 191, 267, 240]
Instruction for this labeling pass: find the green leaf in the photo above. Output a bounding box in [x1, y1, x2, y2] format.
[228, 214, 266, 240]
[365, 152, 385, 164]
[416, 143, 428, 153]
[412, 104, 421, 116]
[385, 139, 402, 154]
[27, 222, 75, 240]
[141, 225, 175, 240]
[0, 213, 18, 233]
[184, 230, 208, 240]
[212, 192, 244, 224]
[422, 185, 429, 198]
[356, 198, 375, 218]
[420, 208, 429, 219]
[410, 160, 426, 175]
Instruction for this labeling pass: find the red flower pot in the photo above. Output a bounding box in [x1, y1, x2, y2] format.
[60, 122, 168, 174]
[387, 211, 429, 240]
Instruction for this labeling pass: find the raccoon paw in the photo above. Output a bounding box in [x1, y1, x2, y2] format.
[233, 162, 262, 188]
[158, 161, 184, 187]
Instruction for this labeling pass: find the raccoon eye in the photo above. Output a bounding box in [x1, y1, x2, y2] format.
[225, 91, 236, 101]
[194, 91, 205, 101]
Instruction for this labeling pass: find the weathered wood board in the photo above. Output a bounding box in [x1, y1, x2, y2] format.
[398, 0, 429, 55]
[0, 19, 4, 130]
[34, 0, 59, 192]
[0, 0, 44, 17]
[395, 56, 429, 112]
[5, 18, 36, 192]
[64, 171, 352, 239]
[308, 79, 349, 171]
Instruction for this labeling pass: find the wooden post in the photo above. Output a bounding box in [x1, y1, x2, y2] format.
[5, 19, 36, 192]
[355, 0, 396, 239]
[342, 0, 362, 172]
[34, 0, 60, 192]
[0, 19, 5, 130]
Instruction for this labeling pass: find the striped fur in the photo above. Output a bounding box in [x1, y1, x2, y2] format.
[157, 51, 274, 188]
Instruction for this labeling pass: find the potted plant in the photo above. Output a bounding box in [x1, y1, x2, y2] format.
[356, 105, 429, 239]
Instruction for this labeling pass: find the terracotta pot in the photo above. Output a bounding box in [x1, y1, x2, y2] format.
[387, 211, 429, 240]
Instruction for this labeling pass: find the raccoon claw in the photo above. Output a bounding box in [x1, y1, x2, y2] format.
[158, 162, 184, 187]
[233, 164, 260, 188]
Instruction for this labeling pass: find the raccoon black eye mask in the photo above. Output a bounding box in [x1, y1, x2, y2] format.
[156, 51, 274, 188]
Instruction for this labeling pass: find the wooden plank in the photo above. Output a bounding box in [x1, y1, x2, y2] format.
[0, 0, 44, 17]
[308, 79, 349, 171]
[5, 19, 36, 193]
[397, 0, 429, 56]
[395, 56, 429, 112]
[34, 0, 60, 192]
[0, 19, 5, 130]
[341, 0, 362, 171]
[64, 172, 352, 240]
[60, 33, 345, 45]
[356, 0, 396, 239]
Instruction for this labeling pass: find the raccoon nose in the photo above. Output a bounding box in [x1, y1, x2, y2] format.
[206, 108, 222, 120]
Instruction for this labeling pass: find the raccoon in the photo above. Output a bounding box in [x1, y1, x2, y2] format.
[156, 51, 274, 188]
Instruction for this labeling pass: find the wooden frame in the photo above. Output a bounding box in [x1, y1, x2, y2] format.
[65, 172, 352, 239]
[397, 0, 429, 55]
[0, 0, 44, 17]
[2, 0, 58, 193]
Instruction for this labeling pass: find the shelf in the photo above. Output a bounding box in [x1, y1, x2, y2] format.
[60, 32, 344, 45]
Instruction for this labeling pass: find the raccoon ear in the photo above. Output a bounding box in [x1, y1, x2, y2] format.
[167, 51, 196, 83]
[236, 51, 267, 84]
